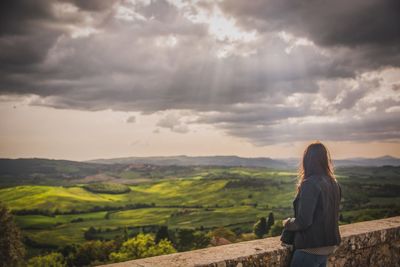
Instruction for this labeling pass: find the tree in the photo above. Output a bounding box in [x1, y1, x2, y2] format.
[175, 228, 196, 251]
[28, 252, 66, 267]
[110, 233, 176, 262]
[253, 217, 267, 238]
[0, 203, 25, 267]
[123, 227, 129, 241]
[266, 212, 275, 234]
[192, 231, 211, 249]
[59, 244, 78, 267]
[72, 240, 117, 266]
[155, 226, 171, 244]
[84, 226, 97, 240]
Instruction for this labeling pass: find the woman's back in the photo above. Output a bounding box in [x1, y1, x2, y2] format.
[286, 175, 341, 249]
[283, 141, 342, 267]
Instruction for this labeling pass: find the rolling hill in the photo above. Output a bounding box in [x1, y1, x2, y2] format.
[87, 155, 400, 167]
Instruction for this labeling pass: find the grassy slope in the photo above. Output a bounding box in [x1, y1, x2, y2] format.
[0, 186, 112, 211]
[1, 166, 399, 247]
[0, 173, 297, 212]
[1, 169, 297, 246]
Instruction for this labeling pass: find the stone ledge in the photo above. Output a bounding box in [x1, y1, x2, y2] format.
[102, 216, 400, 267]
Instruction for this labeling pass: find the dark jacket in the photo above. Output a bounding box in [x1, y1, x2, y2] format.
[284, 174, 341, 249]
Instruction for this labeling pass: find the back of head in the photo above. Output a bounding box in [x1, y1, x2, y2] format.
[297, 141, 335, 192]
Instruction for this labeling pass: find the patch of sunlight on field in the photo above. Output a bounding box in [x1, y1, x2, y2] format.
[110, 208, 176, 224]
[0, 186, 112, 211]
[22, 208, 177, 246]
[27, 225, 86, 246]
[131, 179, 227, 201]
[0, 186, 49, 204]
[168, 206, 268, 228]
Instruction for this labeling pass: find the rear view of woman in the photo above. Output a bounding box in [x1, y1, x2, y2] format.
[283, 142, 341, 267]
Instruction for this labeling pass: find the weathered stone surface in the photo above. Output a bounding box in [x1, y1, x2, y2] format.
[102, 216, 400, 267]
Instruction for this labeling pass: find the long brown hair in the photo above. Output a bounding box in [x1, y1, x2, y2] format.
[297, 141, 336, 193]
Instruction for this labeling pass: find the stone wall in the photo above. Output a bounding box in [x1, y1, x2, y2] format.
[103, 216, 400, 267]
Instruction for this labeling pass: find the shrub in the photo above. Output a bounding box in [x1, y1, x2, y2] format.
[83, 183, 131, 194]
[72, 240, 117, 266]
[28, 252, 66, 267]
[110, 233, 176, 262]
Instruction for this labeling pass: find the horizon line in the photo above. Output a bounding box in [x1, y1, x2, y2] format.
[0, 154, 398, 162]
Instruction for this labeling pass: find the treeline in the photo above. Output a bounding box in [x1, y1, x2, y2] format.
[27, 235, 175, 266]
[12, 203, 221, 217]
[52, 223, 266, 266]
[340, 207, 400, 224]
[83, 183, 131, 194]
[340, 181, 400, 210]
[24, 225, 239, 266]
[21, 211, 282, 266]
[119, 164, 196, 179]
[12, 203, 156, 216]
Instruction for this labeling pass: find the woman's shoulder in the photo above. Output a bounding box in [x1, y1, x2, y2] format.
[302, 175, 340, 196]
[299, 176, 322, 195]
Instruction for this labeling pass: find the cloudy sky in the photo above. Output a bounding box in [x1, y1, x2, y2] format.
[1, 0, 399, 160]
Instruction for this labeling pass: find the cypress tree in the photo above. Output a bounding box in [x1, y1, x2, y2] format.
[267, 212, 275, 233]
[155, 225, 170, 244]
[253, 217, 267, 238]
[0, 203, 25, 267]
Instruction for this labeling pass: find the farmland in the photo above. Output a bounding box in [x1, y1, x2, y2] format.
[0, 159, 400, 260]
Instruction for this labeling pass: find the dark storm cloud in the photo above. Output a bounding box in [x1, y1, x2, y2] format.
[0, 0, 364, 104]
[194, 75, 400, 144]
[0, 0, 117, 69]
[220, 0, 400, 71]
[64, 0, 119, 12]
[220, 112, 400, 145]
[220, 0, 400, 47]
[0, 0, 399, 144]
[6, 1, 337, 113]
[0, 0, 54, 36]
[0, 0, 59, 68]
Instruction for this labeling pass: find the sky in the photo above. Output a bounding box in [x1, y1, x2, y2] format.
[0, 0, 399, 161]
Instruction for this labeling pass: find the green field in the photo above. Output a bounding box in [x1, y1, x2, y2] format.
[1, 165, 399, 254]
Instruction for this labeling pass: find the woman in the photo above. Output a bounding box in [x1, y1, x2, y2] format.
[283, 141, 341, 267]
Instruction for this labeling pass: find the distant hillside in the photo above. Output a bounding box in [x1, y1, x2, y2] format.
[1, 155, 399, 187]
[281, 156, 400, 168]
[88, 155, 400, 168]
[0, 158, 120, 186]
[86, 155, 290, 168]
[334, 156, 400, 167]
